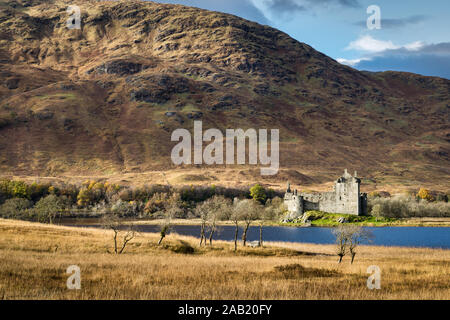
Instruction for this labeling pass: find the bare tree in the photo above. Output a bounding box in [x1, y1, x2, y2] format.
[207, 196, 231, 246]
[101, 214, 137, 254]
[332, 224, 373, 264]
[236, 199, 261, 247]
[207, 212, 218, 246]
[195, 201, 209, 246]
[158, 193, 182, 245]
[259, 200, 280, 247]
[195, 196, 231, 246]
[332, 225, 348, 263]
[229, 198, 243, 252]
[344, 225, 372, 264]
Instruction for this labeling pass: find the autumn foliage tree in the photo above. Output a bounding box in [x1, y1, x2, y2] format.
[249, 184, 267, 204]
[416, 188, 435, 202]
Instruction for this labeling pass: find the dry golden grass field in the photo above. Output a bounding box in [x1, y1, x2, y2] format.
[0, 218, 448, 300]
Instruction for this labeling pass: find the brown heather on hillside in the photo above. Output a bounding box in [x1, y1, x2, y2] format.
[0, 0, 449, 191]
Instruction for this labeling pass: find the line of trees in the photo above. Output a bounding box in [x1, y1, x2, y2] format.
[100, 191, 285, 253]
[151, 192, 285, 250]
[191, 195, 284, 250]
[368, 194, 450, 218]
[0, 179, 284, 221]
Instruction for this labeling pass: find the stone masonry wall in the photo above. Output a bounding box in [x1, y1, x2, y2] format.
[284, 170, 366, 218]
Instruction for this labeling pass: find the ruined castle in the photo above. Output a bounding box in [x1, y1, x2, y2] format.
[284, 169, 367, 218]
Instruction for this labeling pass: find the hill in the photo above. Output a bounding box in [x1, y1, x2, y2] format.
[0, 0, 449, 191]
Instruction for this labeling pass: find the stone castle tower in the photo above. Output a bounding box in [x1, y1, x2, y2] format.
[284, 182, 303, 220]
[284, 169, 367, 219]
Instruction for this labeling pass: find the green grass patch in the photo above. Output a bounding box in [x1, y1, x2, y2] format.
[181, 104, 201, 113]
[38, 93, 78, 101]
[283, 211, 398, 227]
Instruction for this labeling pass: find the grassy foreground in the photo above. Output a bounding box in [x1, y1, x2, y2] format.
[0, 219, 449, 300]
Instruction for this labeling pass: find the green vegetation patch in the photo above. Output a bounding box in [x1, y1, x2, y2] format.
[285, 211, 398, 227]
[38, 93, 78, 101]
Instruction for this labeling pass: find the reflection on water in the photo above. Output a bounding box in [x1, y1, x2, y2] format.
[60, 220, 450, 249]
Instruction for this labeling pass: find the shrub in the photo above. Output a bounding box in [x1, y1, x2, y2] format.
[144, 192, 170, 215]
[368, 191, 391, 198]
[369, 195, 450, 218]
[33, 194, 64, 224]
[76, 181, 108, 207]
[29, 182, 50, 202]
[170, 241, 195, 254]
[111, 199, 139, 217]
[0, 198, 32, 219]
[0, 179, 31, 200]
[130, 185, 167, 202]
[435, 193, 448, 203]
[105, 183, 121, 202]
[77, 188, 93, 206]
[264, 196, 286, 221]
[58, 183, 79, 205]
[176, 185, 252, 203]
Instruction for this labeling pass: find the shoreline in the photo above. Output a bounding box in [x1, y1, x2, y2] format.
[57, 217, 450, 228]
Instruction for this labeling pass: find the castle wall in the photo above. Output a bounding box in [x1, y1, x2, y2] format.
[284, 170, 367, 218]
[301, 192, 335, 212]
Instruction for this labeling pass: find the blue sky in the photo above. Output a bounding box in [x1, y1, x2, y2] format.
[152, 0, 450, 79]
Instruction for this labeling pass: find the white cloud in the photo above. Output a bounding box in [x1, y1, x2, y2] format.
[345, 35, 426, 54]
[337, 41, 450, 78]
[403, 41, 425, 51]
[336, 57, 371, 66]
[345, 35, 399, 52]
[339, 36, 429, 67]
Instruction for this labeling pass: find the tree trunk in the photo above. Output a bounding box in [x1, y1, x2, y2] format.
[199, 223, 205, 246]
[234, 222, 239, 252]
[351, 252, 356, 264]
[119, 241, 126, 254]
[158, 235, 165, 245]
[208, 225, 215, 246]
[338, 254, 343, 263]
[242, 223, 250, 247]
[259, 223, 263, 247]
[113, 230, 118, 254]
[119, 233, 134, 254]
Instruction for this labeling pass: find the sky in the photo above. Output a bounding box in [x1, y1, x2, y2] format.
[152, 0, 450, 79]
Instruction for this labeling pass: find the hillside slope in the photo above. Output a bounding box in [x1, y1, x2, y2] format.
[0, 0, 449, 189]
